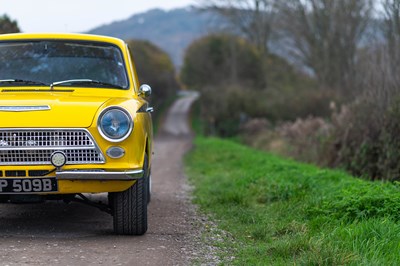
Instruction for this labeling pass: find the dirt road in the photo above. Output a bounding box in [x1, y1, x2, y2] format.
[0, 93, 205, 265]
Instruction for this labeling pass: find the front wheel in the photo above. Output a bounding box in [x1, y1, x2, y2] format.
[110, 155, 149, 235]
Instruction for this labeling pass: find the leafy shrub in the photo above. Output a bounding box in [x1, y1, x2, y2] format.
[180, 34, 265, 90]
[199, 85, 249, 137]
[229, 85, 335, 126]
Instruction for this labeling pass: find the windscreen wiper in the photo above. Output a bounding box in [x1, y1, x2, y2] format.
[50, 79, 124, 90]
[0, 79, 48, 86]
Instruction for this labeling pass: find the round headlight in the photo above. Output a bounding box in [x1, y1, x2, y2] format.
[98, 107, 133, 142]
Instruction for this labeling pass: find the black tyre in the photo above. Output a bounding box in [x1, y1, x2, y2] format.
[110, 155, 149, 235]
[147, 169, 151, 204]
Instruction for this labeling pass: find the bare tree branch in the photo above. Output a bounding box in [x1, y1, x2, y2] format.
[200, 0, 276, 54]
[383, 0, 400, 67]
[278, 0, 372, 97]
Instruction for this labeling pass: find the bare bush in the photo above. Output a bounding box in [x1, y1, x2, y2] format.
[278, 117, 332, 164]
[240, 118, 270, 135]
[241, 116, 332, 164]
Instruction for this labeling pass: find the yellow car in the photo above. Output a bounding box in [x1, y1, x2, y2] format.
[0, 33, 153, 235]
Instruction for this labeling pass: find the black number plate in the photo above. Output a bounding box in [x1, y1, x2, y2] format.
[0, 178, 58, 193]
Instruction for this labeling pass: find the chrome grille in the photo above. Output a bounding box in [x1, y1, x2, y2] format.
[0, 130, 94, 148]
[0, 129, 105, 165]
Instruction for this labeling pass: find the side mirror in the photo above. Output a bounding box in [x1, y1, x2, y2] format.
[139, 84, 152, 97]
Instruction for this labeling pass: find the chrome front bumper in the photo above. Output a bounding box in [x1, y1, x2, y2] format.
[56, 169, 144, 180]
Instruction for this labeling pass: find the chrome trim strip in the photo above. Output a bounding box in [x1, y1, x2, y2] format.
[0, 105, 50, 112]
[56, 169, 143, 180]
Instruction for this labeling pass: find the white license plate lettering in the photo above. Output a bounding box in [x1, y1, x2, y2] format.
[0, 178, 57, 193]
[0, 180, 7, 192]
[22, 179, 32, 192]
[32, 179, 42, 192]
[42, 179, 52, 191]
[12, 179, 22, 192]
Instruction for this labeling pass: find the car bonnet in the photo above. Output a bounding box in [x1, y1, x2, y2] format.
[0, 90, 110, 128]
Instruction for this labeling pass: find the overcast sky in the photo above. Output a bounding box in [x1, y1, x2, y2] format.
[0, 0, 196, 33]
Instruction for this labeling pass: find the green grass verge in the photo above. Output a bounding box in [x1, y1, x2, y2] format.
[185, 137, 400, 265]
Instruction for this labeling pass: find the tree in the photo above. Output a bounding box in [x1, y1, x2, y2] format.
[0, 15, 20, 34]
[126, 40, 179, 108]
[201, 0, 276, 55]
[383, 0, 400, 65]
[180, 34, 265, 90]
[355, 0, 400, 112]
[278, 0, 372, 97]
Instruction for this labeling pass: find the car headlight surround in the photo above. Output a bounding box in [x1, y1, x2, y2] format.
[98, 106, 133, 142]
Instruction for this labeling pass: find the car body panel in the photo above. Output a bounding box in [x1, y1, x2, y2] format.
[58, 180, 136, 194]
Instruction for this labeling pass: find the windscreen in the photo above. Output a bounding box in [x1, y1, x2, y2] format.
[0, 40, 129, 88]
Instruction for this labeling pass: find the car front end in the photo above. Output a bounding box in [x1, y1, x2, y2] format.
[0, 33, 153, 235]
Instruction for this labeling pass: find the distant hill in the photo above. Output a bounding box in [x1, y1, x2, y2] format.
[88, 7, 220, 68]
